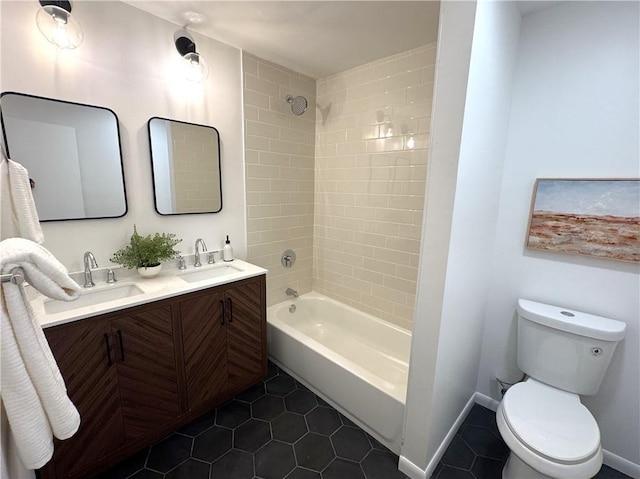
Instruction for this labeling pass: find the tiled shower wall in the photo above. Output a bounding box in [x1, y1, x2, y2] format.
[314, 45, 436, 330]
[243, 45, 435, 328]
[243, 53, 316, 306]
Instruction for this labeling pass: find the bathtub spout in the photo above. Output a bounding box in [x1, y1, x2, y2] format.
[286, 288, 299, 298]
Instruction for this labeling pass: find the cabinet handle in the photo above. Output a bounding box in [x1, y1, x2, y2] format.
[227, 298, 233, 323]
[117, 330, 125, 361]
[219, 300, 225, 325]
[104, 333, 112, 366]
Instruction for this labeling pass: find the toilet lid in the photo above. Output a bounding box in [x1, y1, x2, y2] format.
[502, 380, 600, 463]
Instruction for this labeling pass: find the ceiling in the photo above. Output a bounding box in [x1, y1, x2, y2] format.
[121, 1, 441, 79]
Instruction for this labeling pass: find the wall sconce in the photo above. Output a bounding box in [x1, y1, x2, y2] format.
[175, 36, 209, 82]
[35, 0, 83, 49]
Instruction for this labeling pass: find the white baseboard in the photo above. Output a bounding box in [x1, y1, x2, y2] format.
[399, 393, 477, 479]
[603, 450, 640, 479]
[473, 391, 499, 412]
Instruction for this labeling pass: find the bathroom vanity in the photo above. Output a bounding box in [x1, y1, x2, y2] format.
[34, 263, 267, 479]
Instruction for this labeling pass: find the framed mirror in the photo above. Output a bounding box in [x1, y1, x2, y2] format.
[148, 117, 222, 215]
[0, 92, 127, 221]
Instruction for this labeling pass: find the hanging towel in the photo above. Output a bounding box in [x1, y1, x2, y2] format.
[0, 238, 81, 474]
[0, 159, 44, 244]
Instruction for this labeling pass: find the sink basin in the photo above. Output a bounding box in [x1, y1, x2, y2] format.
[177, 264, 242, 283]
[44, 283, 144, 314]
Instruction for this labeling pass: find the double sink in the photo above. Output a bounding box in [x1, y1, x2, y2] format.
[40, 262, 254, 319]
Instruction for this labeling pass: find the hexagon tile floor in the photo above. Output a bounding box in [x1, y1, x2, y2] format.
[431, 401, 631, 479]
[95, 362, 632, 479]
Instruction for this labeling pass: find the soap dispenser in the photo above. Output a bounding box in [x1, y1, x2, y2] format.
[223, 235, 234, 262]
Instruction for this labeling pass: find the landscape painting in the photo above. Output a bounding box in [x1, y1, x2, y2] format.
[526, 179, 640, 263]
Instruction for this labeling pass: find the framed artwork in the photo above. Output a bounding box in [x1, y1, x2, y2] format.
[526, 179, 640, 263]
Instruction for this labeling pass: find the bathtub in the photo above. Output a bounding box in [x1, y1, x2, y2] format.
[267, 291, 411, 453]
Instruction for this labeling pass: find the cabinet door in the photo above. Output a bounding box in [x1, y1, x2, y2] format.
[226, 278, 266, 391]
[111, 304, 180, 442]
[179, 290, 228, 411]
[45, 317, 125, 478]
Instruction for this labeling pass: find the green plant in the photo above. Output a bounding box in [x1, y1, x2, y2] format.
[111, 225, 182, 269]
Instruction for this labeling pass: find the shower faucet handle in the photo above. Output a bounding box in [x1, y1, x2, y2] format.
[281, 249, 296, 268]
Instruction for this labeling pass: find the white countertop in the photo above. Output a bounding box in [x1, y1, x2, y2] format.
[29, 259, 268, 329]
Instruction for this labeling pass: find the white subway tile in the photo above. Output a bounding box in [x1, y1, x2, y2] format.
[357, 61, 396, 84]
[258, 63, 291, 86]
[259, 109, 291, 128]
[260, 151, 290, 166]
[246, 120, 280, 138]
[245, 75, 280, 97]
[381, 69, 423, 92]
[244, 105, 260, 121]
[246, 164, 281, 179]
[243, 55, 258, 75]
[270, 139, 300, 155]
[244, 89, 270, 108]
[245, 135, 271, 150]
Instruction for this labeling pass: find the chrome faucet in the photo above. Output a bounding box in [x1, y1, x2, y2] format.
[286, 288, 299, 298]
[83, 251, 98, 288]
[194, 238, 207, 267]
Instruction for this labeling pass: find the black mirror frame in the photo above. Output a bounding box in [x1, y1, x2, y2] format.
[147, 116, 223, 216]
[0, 91, 128, 222]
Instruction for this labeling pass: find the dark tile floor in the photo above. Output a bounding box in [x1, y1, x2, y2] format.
[96, 362, 632, 479]
[431, 403, 632, 479]
[95, 362, 408, 479]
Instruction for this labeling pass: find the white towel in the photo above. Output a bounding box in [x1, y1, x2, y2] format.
[0, 159, 44, 244]
[0, 238, 81, 473]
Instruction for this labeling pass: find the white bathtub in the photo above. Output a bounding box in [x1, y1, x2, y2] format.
[267, 291, 411, 453]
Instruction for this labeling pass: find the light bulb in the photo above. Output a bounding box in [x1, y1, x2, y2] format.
[406, 136, 415, 149]
[36, 4, 83, 49]
[51, 20, 71, 48]
[183, 52, 209, 82]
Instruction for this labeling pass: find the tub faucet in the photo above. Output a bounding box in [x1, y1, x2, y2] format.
[83, 251, 98, 288]
[194, 238, 207, 267]
[286, 288, 299, 298]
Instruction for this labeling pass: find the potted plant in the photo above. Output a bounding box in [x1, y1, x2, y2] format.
[111, 225, 182, 277]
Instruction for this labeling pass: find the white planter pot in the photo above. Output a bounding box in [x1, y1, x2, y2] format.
[137, 264, 162, 278]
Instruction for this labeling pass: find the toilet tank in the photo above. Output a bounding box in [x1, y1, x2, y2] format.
[517, 299, 626, 395]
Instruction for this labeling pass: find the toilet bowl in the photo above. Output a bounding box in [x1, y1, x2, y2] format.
[497, 300, 626, 479]
[497, 379, 602, 479]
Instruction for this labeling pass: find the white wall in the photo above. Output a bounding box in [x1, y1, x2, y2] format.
[477, 0, 640, 469]
[401, 1, 524, 476]
[427, 0, 522, 465]
[1, 1, 245, 272]
[400, 1, 477, 475]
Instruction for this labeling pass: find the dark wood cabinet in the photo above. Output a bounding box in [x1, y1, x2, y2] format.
[180, 288, 228, 411]
[40, 274, 266, 479]
[226, 279, 265, 391]
[45, 317, 126, 477]
[111, 304, 180, 442]
[179, 278, 266, 413]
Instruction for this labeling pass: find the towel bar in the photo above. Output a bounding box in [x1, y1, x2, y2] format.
[0, 267, 25, 284]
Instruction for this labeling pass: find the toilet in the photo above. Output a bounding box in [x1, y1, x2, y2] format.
[497, 299, 627, 479]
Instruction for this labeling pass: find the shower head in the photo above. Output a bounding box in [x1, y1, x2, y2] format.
[286, 95, 308, 115]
